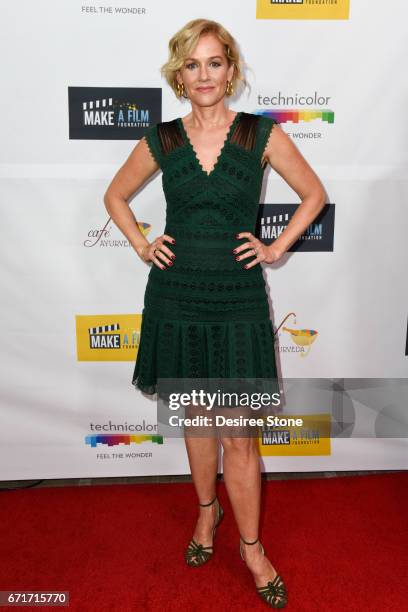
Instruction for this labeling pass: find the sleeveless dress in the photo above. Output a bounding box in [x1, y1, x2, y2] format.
[132, 111, 279, 398]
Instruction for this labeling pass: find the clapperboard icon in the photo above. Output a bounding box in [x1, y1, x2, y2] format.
[260, 213, 290, 242]
[82, 97, 113, 112]
[89, 323, 121, 349]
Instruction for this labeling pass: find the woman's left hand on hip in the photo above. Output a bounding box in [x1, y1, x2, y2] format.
[233, 232, 283, 268]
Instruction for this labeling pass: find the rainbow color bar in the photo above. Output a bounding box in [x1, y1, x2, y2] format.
[254, 110, 334, 124]
[85, 434, 163, 448]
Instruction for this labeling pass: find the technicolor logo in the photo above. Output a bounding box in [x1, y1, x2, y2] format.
[256, 0, 350, 20]
[76, 314, 142, 361]
[86, 434, 163, 448]
[255, 108, 334, 125]
[68, 86, 162, 139]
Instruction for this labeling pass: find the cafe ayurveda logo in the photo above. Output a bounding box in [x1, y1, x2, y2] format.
[68, 86, 162, 139]
[276, 312, 318, 358]
[83, 215, 152, 248]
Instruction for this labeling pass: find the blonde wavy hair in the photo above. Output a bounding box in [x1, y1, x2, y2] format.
[161, 18, 248, 98]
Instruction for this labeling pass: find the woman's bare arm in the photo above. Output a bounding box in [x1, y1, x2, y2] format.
[103, 137, 160, 260]
[263, 125, 327, 257]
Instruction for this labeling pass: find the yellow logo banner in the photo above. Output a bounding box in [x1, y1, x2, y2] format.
[258, 413, 332, 456]
[256, 0, 350, 21]
[76, 314, 142, 361]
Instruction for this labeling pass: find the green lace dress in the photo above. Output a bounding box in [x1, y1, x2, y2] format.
[132, 111, 279, 397]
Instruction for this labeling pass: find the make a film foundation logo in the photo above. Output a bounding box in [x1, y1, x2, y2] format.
[256, 0, 350, 20]
[68, 86, 162, 139]
[258, 413, 331, 456]
[76, 315, 142, 361]
[256, 204, 335, 252]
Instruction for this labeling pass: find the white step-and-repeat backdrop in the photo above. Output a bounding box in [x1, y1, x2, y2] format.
[1, 1, 407, 479]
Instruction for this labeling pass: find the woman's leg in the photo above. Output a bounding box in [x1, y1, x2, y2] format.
[220, 434, 261, 540]
[183, 403, 220, 560]
[220, 431, 284, 601]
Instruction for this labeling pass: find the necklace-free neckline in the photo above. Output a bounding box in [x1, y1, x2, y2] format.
[177, 111, 242, 178]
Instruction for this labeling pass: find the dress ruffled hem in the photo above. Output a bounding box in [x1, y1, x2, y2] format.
[132, 312, 279, 399]
[132, 379, 158, 397]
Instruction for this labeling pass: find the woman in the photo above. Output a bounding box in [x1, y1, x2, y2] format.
[104, 18, 326, 608]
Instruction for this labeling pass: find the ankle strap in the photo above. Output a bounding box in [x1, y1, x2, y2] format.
[199, 495, 217, 507]
[240, 535, 259, 546]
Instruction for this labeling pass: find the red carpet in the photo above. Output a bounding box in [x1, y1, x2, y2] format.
[0, 472, 406, 611]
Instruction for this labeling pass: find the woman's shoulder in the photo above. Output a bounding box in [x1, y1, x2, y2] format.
[143, 117, 183, 140]
[145, 117, 182, 144]
[228, 111, 278, 147]
[142, 117, 184, 166]
[233, 111, 279, 135]
[147, 117, 180, 130]
[242, 111, 278, 125]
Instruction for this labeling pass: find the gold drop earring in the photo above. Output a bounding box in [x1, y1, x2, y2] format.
[226, 80, 234, 96]
[176, 82, 188, 99]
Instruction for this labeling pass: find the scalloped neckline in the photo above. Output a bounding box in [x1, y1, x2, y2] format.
[177, 111, 241, 178]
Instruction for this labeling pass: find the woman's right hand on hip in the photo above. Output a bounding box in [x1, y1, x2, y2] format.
[139, 234, 176, 269]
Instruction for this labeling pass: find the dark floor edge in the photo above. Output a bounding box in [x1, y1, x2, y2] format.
[0, 469, 406, 490]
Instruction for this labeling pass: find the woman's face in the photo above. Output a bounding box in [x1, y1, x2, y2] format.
[176, 32, 235, 107]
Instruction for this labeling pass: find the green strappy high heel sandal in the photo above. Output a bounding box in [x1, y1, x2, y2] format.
[240, 536, 288, 609]
[184, 495, 224, 567]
